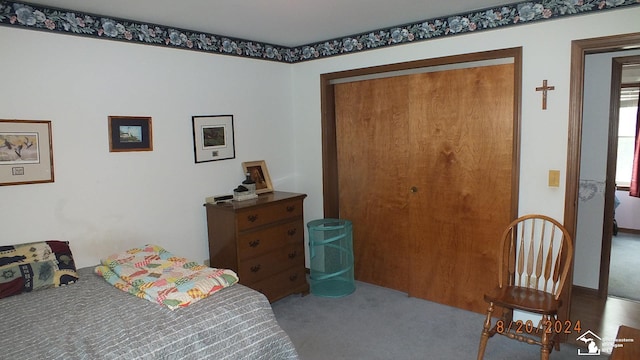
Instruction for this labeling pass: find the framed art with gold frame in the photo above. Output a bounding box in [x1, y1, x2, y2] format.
[242, 160, 273, 194]
[0, 119, 54, 186]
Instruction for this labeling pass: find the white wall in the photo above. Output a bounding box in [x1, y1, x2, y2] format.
[0, 27, 294, 267]
[616, 190, 640, 230]
[573, 52, 613, 289]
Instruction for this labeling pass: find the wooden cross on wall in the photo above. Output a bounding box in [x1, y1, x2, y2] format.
[535, 79, 555, 110]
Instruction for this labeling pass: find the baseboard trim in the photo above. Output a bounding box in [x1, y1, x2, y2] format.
[617, 228, 640, 235]
[572, 285, 599, 297]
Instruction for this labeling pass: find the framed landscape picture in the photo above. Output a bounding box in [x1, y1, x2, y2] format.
[192, 115, 235, 163]
[108, 116, 153, 152]
[0, 119, 54, 186]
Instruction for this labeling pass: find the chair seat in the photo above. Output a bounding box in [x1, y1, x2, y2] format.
[484, 286, 561, 315]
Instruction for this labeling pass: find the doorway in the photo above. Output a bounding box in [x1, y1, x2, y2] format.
[574, 52, 640, 301]
[564, 33, 640, 298]
[607, 62, 640, 302]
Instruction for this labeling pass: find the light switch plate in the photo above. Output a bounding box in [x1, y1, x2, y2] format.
[548, 170, 560, 187]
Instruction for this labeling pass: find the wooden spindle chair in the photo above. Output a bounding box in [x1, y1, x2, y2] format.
[477, 214, 573, 360]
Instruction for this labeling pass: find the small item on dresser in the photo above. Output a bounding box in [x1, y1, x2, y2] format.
[233, 173, 258, 201]
[242, 172, 256, 192]
[206, 194, 234, 204]
[233, 185, 258, 201]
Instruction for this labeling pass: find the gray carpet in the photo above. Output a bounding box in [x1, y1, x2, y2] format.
[272, 281, 607, 360]
[608, 233, 640, 302]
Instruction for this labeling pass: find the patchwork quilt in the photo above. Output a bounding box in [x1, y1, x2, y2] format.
[95, 244, 238, 310]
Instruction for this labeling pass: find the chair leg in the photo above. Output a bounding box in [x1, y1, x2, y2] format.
[552, 315, 560, 352]
[540, 315, 551, 360]
[477, 302, 495, 360]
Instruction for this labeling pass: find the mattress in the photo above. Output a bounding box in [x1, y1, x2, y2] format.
[0, 267, 299, 360]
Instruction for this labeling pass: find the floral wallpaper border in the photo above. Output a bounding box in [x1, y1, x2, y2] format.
[1, 0, 639, 63]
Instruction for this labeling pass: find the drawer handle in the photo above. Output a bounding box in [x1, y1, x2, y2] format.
[249, 239, 260, 248]
[247, 214, 258, 222]
[288, 251, 297, 259]
[286, 205, 295, 212]
[289, 274, 298, 282]
[251, 265, 261, 272]
[287, 228, 297, 236]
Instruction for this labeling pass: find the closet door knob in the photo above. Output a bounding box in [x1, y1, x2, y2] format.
[410, 186, 418, 193]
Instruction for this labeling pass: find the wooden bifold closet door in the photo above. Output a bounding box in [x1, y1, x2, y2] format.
[335, 63, 515, 313]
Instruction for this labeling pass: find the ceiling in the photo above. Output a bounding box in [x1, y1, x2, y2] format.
[32, 0, 517, 47]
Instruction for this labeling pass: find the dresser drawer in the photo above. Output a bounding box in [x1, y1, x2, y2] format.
[236, 199, 303, 231]
[250, 267, 307, 302]
[238, 243, 304, 284]
[237, 220, 303, 260]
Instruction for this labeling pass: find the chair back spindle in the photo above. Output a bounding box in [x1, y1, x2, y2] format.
[506, 233, 516, 287]
[499, 214, 573, 299]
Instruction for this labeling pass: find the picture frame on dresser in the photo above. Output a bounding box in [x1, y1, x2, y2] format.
[0, 119, 54, 186]
[242, 160, 273, 194]
[108, 116, 153, 152]
[192, 115, 235, 163]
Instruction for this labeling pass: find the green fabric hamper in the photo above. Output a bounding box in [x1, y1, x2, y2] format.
[307, 219, 355, 298]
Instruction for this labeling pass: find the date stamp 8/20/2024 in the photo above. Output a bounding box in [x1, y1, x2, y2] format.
[496, 319, 582, 335]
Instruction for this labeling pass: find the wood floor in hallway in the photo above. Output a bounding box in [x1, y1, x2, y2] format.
[568, 288, 640, 354]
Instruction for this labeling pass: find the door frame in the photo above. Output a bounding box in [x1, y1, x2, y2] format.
[320, 47, 523, 219]
[565, 33, 640, 299]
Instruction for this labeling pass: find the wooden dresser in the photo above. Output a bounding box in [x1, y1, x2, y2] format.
[205, 191, 308, 302]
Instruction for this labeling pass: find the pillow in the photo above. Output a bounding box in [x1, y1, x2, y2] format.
[0, 240, 79, 299]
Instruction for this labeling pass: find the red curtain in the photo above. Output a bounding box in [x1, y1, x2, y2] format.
[630, 88, 640, 197]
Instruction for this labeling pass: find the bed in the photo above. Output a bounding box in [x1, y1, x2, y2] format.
[0, 243, 299, 360]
